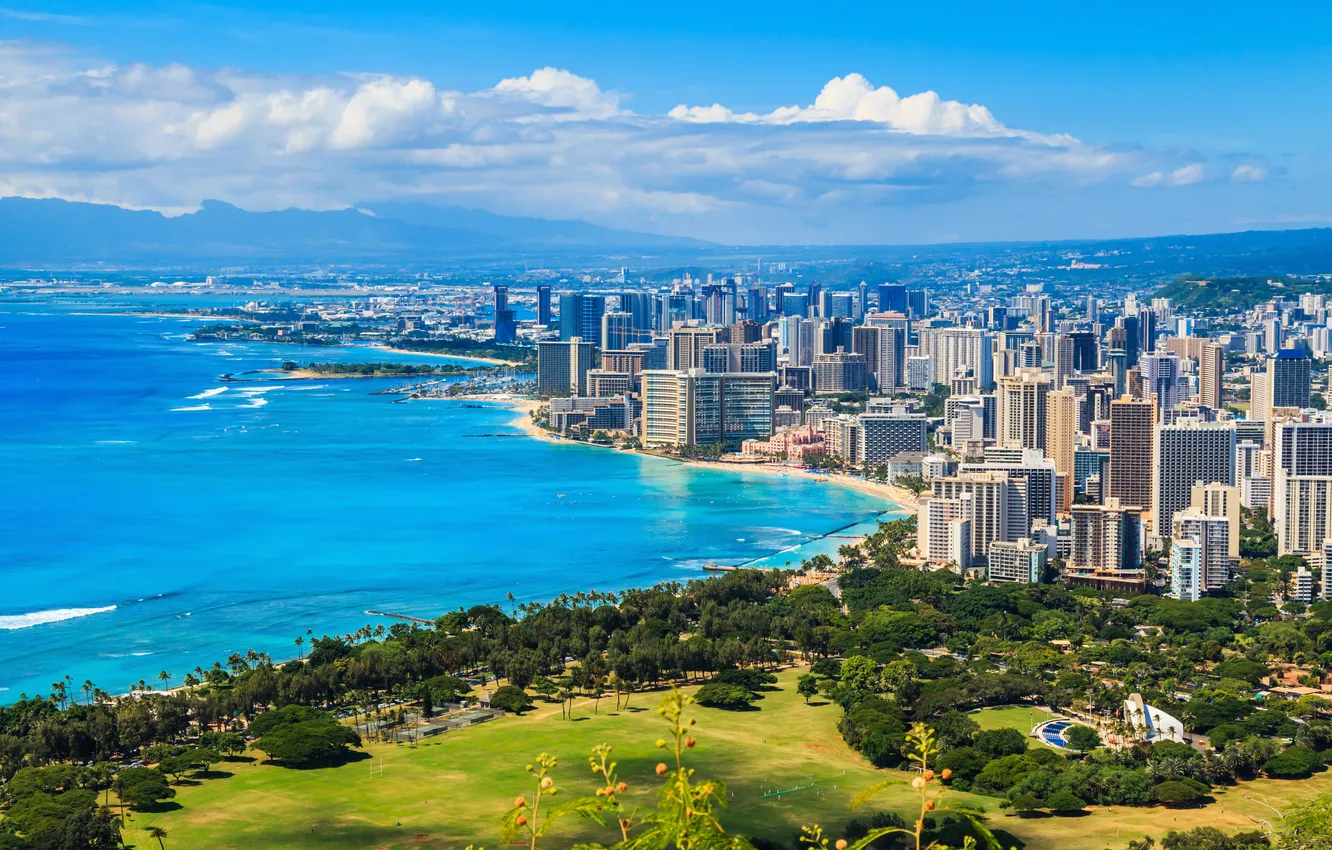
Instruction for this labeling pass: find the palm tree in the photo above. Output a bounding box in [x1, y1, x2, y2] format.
[294, 636, 305, 659]
[82, 680, 94, 705]
[159, 671, 171, 691]
[146, 825, 168, 850]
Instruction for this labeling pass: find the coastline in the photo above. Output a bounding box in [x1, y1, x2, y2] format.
[461, 393, 917, 514]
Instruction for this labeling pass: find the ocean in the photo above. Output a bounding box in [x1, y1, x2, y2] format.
[0, 300, 898, 701]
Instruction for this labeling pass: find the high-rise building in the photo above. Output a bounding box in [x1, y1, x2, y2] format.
[1069, 331, 1098, 372]
[960, 448, 1058, 529]
[1152, 421, 1236, 540]
[1270, 350, 1313, 409]
[1067, 498, 1144, 591]
[878, 284, 907, 314]
[1108, 349, 1128, 397]
[1199, 342, 1225, 410]
[907, 355, 932, 392]
[987, 538, 1047, 584]
[493, 284, 517, 343]
[701, 341, 778, 373]
[1190, 482, 1241, 565]
[536, 284, 552, 327]
[997, 370, 1051, 451]
[929, 472, 1029, 565]
[536, 338, 596, 397]
[746, 286, 770, 323]
[558, 293, 606, 342]
[907, 289, 929, 319]
[917, 494, 973, 569]
[667, 326, 727, 371]
[1141, 353, 1182, 413]
[1250, 370, 1272, 423]
[601, 311, 637, 351]
[858, 413, 928, 465]
[1052, 334, 1075, 389]
[919, 328, 994, 390]
[1170, 511, 1232, 600]
[1169, 538, 1205, 601]
[642, 370, 777, 447]
[1108, 396, 1155, 512]
[1272, 414, 1332, 557]
[1046, 388, 1079, 513]
[813, 350, 869, 394]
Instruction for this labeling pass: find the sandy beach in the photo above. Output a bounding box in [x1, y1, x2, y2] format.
[461, 394, 919, 512]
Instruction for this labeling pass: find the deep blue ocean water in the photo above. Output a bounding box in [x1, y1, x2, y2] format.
[0, 300, 896, 700]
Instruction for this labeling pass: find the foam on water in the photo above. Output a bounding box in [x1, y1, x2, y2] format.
[189, 387, 229, 400]
[171, 404, 212, 412]
[0, 606, 117, 630]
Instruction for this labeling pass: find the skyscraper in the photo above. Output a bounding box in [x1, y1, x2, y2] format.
[997, 370, 1051, 451]
[1199, 342, 1224, 410]
[642, 370, 776, 447]
[493, 284, 517, 343]
[813, 350, 869, 394]
[558, 293, 606, 342]
[667, 326, 727, 371]
[1272, 414, 1332, 557]
[1270, 350, 1312, 409]
[1067, 498, 1144, 591]
[536, 284, 552, 327]
[1151, 421, 1236, 540]
[537, 338, 596, 397]
[1140, 353, 1182, 413]
[1046, 388, 1079, 513]
[1108, 396, 1155, 512]
[601, 311, 637, 351]
[878, 283, 907, 314]
[919, 327, 994, 389]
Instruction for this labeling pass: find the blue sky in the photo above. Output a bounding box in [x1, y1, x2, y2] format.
[2, 0, 1330, 244]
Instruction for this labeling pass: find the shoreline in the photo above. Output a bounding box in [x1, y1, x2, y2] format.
[459, 392, 916, 516]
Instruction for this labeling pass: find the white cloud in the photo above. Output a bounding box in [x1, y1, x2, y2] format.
[669, 73, 1075, 145]
[1231, 164, 1267, 183]
[0, 43, 1200, 240]
[491, 67, 620, 118]
[1131, 163, 1205, 188]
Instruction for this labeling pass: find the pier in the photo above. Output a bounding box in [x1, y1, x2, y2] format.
[366, 610, 436, 626]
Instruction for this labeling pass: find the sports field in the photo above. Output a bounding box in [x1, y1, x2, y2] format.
[119, 671, 1332, 849]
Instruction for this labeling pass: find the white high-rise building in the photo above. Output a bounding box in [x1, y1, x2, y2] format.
[907, 355, 932, 392]
[1141, 353, 1183, 413]
[1170, 539, 1204, 601]
[1171, 511, 1232, 598]
[1151, 421, 1236, 541]
[929, 472, 1028, 566]
[1272, 414, 1332, 557]
[919, 327, 994, 390]
[918, 495, 973, 570]
[1294, 567, 1315, 604]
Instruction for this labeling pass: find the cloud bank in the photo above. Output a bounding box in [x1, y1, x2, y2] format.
[0, 42, 1221, 241]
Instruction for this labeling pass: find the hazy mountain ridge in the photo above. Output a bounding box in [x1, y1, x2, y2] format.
[0, 198, 713, 266]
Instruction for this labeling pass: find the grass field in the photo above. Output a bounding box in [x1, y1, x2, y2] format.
[968, 705, 1055, 735]
[118, 672, 1332, 850]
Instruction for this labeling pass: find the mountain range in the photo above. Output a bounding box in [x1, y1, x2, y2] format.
[0, 197, 713, 267]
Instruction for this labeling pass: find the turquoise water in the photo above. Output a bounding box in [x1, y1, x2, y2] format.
[0, 303, 896, 701]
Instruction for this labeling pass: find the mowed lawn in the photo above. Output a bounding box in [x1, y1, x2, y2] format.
[121, 670, 994, 849]
[119, 673, 1332, 850]
[968, 705, 1055, 735]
